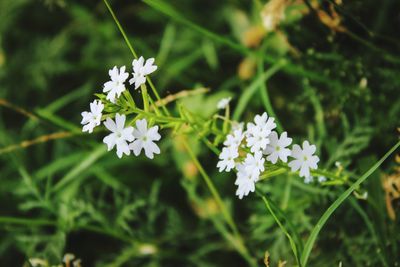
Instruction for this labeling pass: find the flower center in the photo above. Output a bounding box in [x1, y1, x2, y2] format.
[275, 146, 280, 151]
[303, 156, 308, 161]
[116, 132, 122, 138]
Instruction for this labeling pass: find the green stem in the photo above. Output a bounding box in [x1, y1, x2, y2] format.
[103, 0, 137, 58]
[141, 84, 150, 112]
[103, 0, 169, 116]
[182, 140, 256, 266]
[257, 55, 284, 133]
[258, 191, 301, 266]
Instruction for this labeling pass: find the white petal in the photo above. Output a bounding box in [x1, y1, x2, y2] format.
[129, 140, 143, 156]
[104, 117, 117, 132]
[135, 119, 148, 134]
[288, 159, 302, 172]
[267, 152, 279, 164]
[115, 113, 126, 131]
[103, 134, 116, 151]
[122, 127, 135, 142]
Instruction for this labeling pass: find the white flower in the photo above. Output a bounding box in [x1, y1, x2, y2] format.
[318, 176, 327, 183]
[231, 121, 244, 132]
[234, 162, 258, 199]
[246, 112, 276, 153]
[217, 146, 239, 172]
[288, 141, 320, 178]
[245, 129, 270, 153]
[223, 129, 244, 149]
[304, 176, 314, 184]
[217, 97, 231, 110]
[103, 113, 134, 158]
[81, 100, 104, 133]
[103, 66, 129, 103]
[263, 131, 292, 163]
[129, 119, 161, 159]
[250, 112, 277, 132]
[235, 171, 256, 199]
[129, 56, 157, 89]
[243, 151, 265, 180]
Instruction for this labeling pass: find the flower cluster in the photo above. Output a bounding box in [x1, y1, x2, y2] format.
[81, 57, 161, 159]
[217, 112, 320, 199]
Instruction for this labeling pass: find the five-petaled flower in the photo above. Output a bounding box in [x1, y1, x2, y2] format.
[288, 141, 320, 178]
[103, 113, 134, 158]
[217, 146, 239, 172]
[81, 100, 104, 133]
[103, 66, 129, 103]
[246, 112, 276, 153]
[129, 57, 158, 89]
[129, 118, 161, 159]
[263, 131, 292, 164]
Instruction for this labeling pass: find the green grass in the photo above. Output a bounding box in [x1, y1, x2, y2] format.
[0, 0, 400, 266]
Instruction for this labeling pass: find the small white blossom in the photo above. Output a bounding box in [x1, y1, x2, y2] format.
[217, 97, 231, 110]
[217, 146, 239, 172]
[318, 176, 327, 183]
[246, 112, 276, 152]
[304, 176, 314, 184]
[263, 131, 292, 163]
[243, 151, 265, 180]
[129, 119, 161, 159]
[288, 141, 320, 178]
[234, 163, 256, 199]
[129, 57, 157, 89]
[81, 100, 104, 133]
[223, 129, 244, 149]
[231, 121, 244, 132]
[103, 66, 129, 103]
[248, 112, 277, 133]
[235, 173, 256, 200]
[103, 113, 135, 158]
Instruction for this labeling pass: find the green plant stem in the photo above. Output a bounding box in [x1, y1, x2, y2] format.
[0, 216, 135, 244]
[258, 191, 301, 266]
[300, 140, 400, 266]
[141, 84, 150, 112]
[257, 56, 284, 133]
[233, 60, 285, 120]
[103, 0, 169, 116]
[182, 139, 256, 267]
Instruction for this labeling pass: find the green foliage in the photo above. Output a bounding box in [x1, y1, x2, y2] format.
[0, 0, 400, 266]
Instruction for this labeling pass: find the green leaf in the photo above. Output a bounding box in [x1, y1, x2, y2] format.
[300, 140, 400, 266]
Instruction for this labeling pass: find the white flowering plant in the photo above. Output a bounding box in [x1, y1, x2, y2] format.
[76, 3, 383, 266]
[2, 0, 400, 266]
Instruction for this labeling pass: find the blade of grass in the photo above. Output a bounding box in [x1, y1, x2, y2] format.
[143, 0, 344, 90]
[52, 145, 107, 193]
[257, 56, 283, 132]
[257, 190, 301, 266]
[143, 0, 250, 54]
[233, 60, 285, 120]
[349, 197, 389, 267]
[300, 140, 400, 266]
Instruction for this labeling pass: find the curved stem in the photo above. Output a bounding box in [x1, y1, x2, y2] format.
[182, 139, 256, 266]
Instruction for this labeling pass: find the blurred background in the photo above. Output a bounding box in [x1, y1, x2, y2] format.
[0, 0, 400, 266]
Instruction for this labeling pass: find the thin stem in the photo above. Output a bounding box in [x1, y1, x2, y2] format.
[257, 57, 284, 133]
[103, 0, 137, 58]
[181, 139, 256, 266]
[141, 84, 150, 112]
[103, 0, 169, 115]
